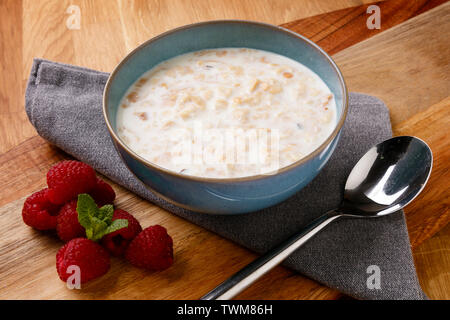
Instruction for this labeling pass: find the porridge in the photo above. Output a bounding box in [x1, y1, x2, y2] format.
[116, 48, 337, 178]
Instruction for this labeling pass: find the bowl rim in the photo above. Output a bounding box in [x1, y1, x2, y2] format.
[103, 19, 349, 183]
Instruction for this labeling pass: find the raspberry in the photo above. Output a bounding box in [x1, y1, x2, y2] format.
[47, 160, 96, 205]
[89, 178, 116, 207]
[56, 238, 110, 284]
[125, 225, 173, 271]
[101, 209, 142, 256]
[56, 200, 85, 242]
[22, 188, 60, 230]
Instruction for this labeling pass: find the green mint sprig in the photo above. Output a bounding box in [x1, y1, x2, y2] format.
[76, 194, 128, 242]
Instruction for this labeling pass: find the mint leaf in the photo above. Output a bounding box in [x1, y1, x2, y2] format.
[76, 194, 129, 242]
[85, 228, 93, 239]
[98, 204, 114, 224]
[89, 216, 107, 240]
[91, 219, 128, 241]
[104, 219, 128, 236]
[76, 194, 97, 231]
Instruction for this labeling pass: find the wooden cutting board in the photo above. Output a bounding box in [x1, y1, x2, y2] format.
[0, 0, 448, 299]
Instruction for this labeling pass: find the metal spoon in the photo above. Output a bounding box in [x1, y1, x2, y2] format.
[201, 136, 432, 300]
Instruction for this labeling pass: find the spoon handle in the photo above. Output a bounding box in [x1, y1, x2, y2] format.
[201, 210, 341, 300]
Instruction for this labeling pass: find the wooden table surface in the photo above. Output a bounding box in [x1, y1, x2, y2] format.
[0, 0, 448, 299]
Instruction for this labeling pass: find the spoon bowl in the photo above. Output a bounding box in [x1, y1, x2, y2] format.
[202, 136, 433, 300]
[342, 136, 433, 216]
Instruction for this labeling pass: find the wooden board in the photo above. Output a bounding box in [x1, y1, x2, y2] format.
[0, 0, 448, 299]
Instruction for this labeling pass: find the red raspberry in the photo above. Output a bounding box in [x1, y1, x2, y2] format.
[125, 225, 173, 271]
[47, 160, 96, 205]
[101, 209, 142, 256]
[56, 238, 110, 284]
[89, 177, 116, 207]
[56, 200, 85, 242]
[22, 188, 60, 230]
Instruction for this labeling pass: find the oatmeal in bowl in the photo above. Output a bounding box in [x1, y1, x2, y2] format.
[116, 48, 337, 178]
[103, 20, 348, 214]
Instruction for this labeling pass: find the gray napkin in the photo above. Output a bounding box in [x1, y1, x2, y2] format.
[26, 58, 425, 300]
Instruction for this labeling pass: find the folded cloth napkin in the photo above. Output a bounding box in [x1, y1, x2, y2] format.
[26, 59, 425, 300]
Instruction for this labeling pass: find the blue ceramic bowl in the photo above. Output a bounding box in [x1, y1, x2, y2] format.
[103, 20, 348, 214]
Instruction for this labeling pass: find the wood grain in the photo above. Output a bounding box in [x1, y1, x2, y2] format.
[0, 0, 34, 154]
[332, 3, 450, 126]
[0, 0, 448, 299]
[414, 223, 450, 300]
[282, 0, 446, 55]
